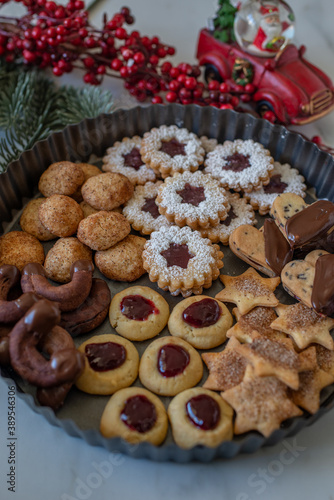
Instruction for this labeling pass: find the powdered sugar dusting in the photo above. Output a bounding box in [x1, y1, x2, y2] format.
[102, 135, 156, 185]
[204, 139, 274, 191]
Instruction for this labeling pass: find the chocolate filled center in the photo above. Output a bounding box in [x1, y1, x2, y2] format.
[141, 196, 160, 219]
[120, 395, 157, 433]
[263, 174, 288, 194]
[186, 394, 221, 430]
[176, 183, 206, 207]
[160, 243, 194, 269]
[157, 344, 190, 377]
[264, 218, 293, 275]
[182, 298, 221, 328]
[223, 153, 250, 172]
[221, 207, 237, 226]
[120, 294, 159, 321]
[122, 147, 144, 170]
[85, 342, 126, 372]
[159, 138, 186, 157]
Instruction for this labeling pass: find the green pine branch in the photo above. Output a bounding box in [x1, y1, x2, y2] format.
[0, 62, 114, 172]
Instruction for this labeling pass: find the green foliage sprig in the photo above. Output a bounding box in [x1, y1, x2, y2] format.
[0, 62, 113, 172]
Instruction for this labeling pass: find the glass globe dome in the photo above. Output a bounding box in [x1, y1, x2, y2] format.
[234, 0, 295, 57]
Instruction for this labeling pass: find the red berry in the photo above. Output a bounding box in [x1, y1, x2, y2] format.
[151, 36, 159, 45]
[119, 66, 129, 78]
[177, 74, 186, 84]
[184, 77, 197, 90]
[169, 67, 179, 78]
[167, 46, 175, 56]
[115, 27, 127, 39]
[193, 88, 203, 99]
[45, 1, 56, 11]
[74, 0, 85, 9]
[63, 18, 72, 28]
[244, 83, 255, 94]
[157, 47, 166, 58]
[97, 65, 106, 74]
[311, 135, 322, 145]
[179, 88, 191, 100]
[208, 80, 220, 91]
[23, 49, 36, 63]
[85, 37, 97, 48]
[149, 55, 159, 66]
[78, 28, 88, 37]
[235, 84, 244, 93]
[133, 51, 145, 65]
[120, 7, 130, 16]
[127, 63, 138, 75]
[240, 93, 251, 103]
[137, 79, 146, 90]
[152, 96, 163, 104]
[169, 80, 180, 92]
[166, 91, 178, 103]
[263, 110, 276, 123]
[110, 58, 122, 70]
[54, 7, 65, 18]
[122, 48, 133, 60]
[161, 61, 172, 74]
[53, 66, 64, 76]
[220, 103, 234, 110]
[219, 82, 230, 93]
[231, 96, 239, 107]
[83, 56, 95, 68]
[47, 27, 56, 37]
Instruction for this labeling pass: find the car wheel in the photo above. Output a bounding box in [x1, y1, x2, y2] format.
[204, 64, 222, 83]
[256, 100, 275, 118]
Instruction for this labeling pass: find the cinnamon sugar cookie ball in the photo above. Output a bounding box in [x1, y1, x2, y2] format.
[77, 211, 131, 251]
[82, 172, 134, 211]
[38, 161, 85, 197]
[44, 237, 92, 283]
[95, 235, 146, 282]
[20, 198, 56, 241]
[0, 231, 44, 271]
[38, 195, 83, 237]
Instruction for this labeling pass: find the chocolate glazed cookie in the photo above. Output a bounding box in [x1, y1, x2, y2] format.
[60, 279, 111, 336]
[21, 260, 94, 312]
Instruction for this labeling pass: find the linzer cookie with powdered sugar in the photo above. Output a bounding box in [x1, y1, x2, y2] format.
[244, 162, 307, 215]
[102, 136, 157, 185]
[142, 225, 223, 297]
[140, 125, 205, 179]
[204, 139, 274, 193]
[155, 170, 230, 230]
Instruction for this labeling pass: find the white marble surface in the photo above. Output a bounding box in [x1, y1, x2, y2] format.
[1, 1, 334, 499]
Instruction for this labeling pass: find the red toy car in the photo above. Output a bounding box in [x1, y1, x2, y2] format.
[196, 28, 334, 125]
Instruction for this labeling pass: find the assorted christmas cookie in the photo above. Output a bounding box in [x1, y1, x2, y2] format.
[244, 162, 307, 215]
[202, 336, 249, 391]
[155, 170, 230, 229]
[75, 334, 139, 395]
[168, 387, 233, 449]
[142, 225, 224, 297]
[168, 295, 233, 349]
[100, 387, 168, 445]
[38, 161, 85, 197]
[140, 125, 205, 178]
[81, 172, 134, 211]
[71, 163, 103, 202]
[102, 136, 156, 185]
[77, 211, 131, 251]
[109, 286, 169, 341]
[271, 303, 334, 350]
[38, 194, 83, 237]
[216, 267, 280, 315]
[95, 235, 146, 282]
[227, 306, 286, 344]
[204, 139, 274, 193]
[221, 365, 303, 437]
[20, 198, 56, 241]
[122, 181, 171, 235]
[269, 192, 308, 237]
[44, 237, 92, 283]
[139, 336, 203, 396]
[199, 193, 256, 244]
[292, 367, 334, 414]
[0, 231, 45, 271]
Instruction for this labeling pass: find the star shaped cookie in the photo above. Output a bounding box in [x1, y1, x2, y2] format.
[234, 335, 306, 390]
[202, 336, 248, 392]
[292, 367, 334, 414]
[216, 268, 280, 315]
[271, 303, 334, 351]
[315, 345, 334, 377]
[221, 365, 303, 437]
[227, 306, 286, 343]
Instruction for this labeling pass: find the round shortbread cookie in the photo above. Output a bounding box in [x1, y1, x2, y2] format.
[168, 295, 233, 349]
[75, 334, 139, 395]
[100, 387, 168, 445]
[109, 286, 169, 341]
[139, 336, 203, 396]
[168, 387, 233, 448]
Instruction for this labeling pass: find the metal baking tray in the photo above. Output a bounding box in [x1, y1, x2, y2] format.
[1, 104, 334, 462]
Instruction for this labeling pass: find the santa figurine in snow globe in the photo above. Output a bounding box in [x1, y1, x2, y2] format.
[234, 0, 295, 57]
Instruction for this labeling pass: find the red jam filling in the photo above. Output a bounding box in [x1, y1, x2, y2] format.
[120, 294, 159, 321]
[223, 153, 250, 172]
[263, 174, 288, 194]
[186, 394, 220, 430]
[220, 207, 237, 226]
[85, 342, 126, 372]
[141, 196, 160, 219]
[122, 147, 144, 170]
[176, 183, 206, 207]
[120, 395, 157, 433]
[157, 344, 190, 377]
[160, 243, 194, 269]
[182, 298, 222, 328]
[159, 138, 186, 157]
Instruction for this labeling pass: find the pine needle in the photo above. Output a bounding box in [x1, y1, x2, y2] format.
[0, 63, 114, 172]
